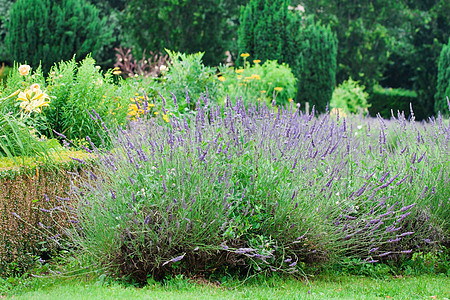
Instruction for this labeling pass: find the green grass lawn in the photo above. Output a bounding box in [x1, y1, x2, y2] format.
[2, 274, 449, 300]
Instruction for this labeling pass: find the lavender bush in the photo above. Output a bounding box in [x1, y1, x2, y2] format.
[63, 95, 449, 282]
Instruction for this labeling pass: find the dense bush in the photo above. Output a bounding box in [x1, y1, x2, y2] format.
[217, 58, 297, 106]
[5, 0, 113, 73]
[158, 50, 220, 110]
[237, 0, 299, 70]
[59, 95, 449, 283]
[368, 85, 418, 119]
[435, 39, 450, 114]
[295, 18, 337, 113]
[330, 78, 369, 114]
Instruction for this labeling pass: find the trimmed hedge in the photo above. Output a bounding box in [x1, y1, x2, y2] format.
[0, 151, 94, 276]
[368, 85, 418, 119]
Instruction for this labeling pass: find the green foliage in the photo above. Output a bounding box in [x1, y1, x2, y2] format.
[0, 0, 13, 64]
[330, 78, 369, 114]
[435, 39, 450, 114]
[5, 0, 113, 73]
[217, 59, 297, 107]
[159, 50, 219, 109]
[368, 85, 418, 119]
[0, 66, 52, 158]
[45, 56, 135, 146]
[237, 0, 299, 71]
[295, 18, 337, 113]
[122, 0, 245, 66]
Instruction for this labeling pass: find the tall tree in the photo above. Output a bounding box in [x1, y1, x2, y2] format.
[295, 17, 337, 113]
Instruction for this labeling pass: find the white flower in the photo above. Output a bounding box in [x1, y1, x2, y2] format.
[18, 65, 31, 76]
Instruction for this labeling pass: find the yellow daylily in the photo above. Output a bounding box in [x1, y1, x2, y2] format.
[17, 85, 50, 113]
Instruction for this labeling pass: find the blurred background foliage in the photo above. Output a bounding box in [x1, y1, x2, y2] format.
[0, 0, 449, 119]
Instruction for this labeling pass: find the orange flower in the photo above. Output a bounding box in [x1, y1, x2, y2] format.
[235, 69, 244, 74]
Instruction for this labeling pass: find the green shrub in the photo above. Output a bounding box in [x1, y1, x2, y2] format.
[435, 38, 450, 115]
[45, 56, 136, 146]
[5, 0, 113, 73]
[295, 18, 337, 114]
[217, 58, 297, 107]
[237, 0, 299, 71]
[368, 85, 418, 119]
[158, 50, 219, 110]
[330, 78, 369, 114]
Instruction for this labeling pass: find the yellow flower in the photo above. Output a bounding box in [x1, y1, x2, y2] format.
[154, 112, 160, 115]
[240, 53, 250, 58]
[17, 85, 50, 113]
[162, 113, 169, 123]
[253, 59, 261, 64]
[330, 107, 347, 118]
[261, 90, 266, 93]
[288, 98, 293, 102]
[237, 75, 242, 80]
[235, 69, 244, 74]
[252, 74, 261, 80]
[274, 87, 283, 92]
[18, 65, 31, 76]
[113, 70, 122, 75]
[218, 76, 225, 82]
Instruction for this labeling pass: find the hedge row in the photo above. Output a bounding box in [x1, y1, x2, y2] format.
[0, 151, 94, 276]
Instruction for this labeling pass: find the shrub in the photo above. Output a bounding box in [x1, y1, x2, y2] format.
[237, 0, 299, 70]
[295, 18, 337, 113]
[330, 78, 370, 114]
[368, 85, 418, 119]
[435, 38, 450, 115]
[60, 94, 449, 283]
[217, 58, 297, 106]
[158, 50, 219, 110]
[5, 0, 113, 73]
[45, 56, 136, 146]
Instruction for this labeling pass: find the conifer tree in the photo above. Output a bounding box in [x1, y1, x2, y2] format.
[435, 39, 450, 114]
[295, 19, 337, 113]
[6, 0, 113, 72]
[237, 0, 299, 70]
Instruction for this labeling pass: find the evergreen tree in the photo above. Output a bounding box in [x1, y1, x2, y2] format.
[6, 0, 113, 73]
[237, 0, 299, 71]
[435, 39, 450, 114]
[295, 18, 337, 113]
